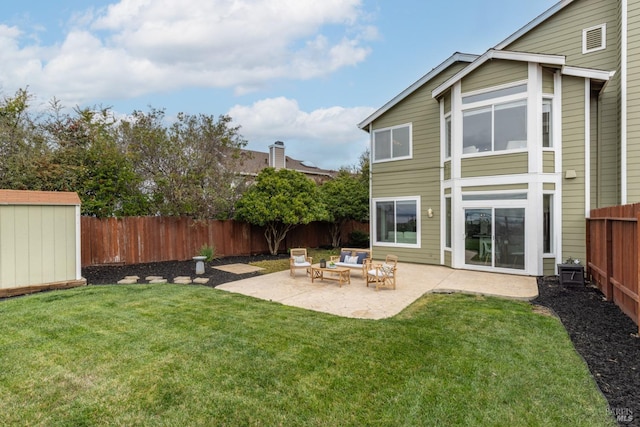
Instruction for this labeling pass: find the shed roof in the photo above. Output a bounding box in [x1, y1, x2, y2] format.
[0, 190, 81, 206]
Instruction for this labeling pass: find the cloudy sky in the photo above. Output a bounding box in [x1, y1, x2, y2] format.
[0, 0, 557, 169]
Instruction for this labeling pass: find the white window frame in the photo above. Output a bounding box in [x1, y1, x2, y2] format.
[444, 114, 452, 159]
[372, 123, 413, 163]
[462, 98, 528, 155]
[582, 23, 606, 54]
[373, 196, 421, 248]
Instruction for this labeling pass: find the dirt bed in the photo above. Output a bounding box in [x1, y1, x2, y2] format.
[82, 254, 288, 287]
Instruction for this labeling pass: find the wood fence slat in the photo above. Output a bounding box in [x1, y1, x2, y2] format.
[588, 204, 640, 333]
[81, 217, 368, 266]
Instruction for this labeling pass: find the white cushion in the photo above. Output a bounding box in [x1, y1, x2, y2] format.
[294, 261, 310, 267]
[293, 255, 306, 264]
[345, 255, 359, 264]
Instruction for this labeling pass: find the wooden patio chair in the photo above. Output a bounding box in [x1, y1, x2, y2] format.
[366, 254, 398, 291]
[289, 248, 312, 277]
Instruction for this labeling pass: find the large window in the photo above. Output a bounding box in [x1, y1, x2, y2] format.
[374, 198, 419, 246]
[373, 124, 411, 162]
[463, 100, 527, 153]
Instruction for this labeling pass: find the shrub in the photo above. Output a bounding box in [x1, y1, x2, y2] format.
[199, 244, 215, 262]
[348, 230, 369, 248]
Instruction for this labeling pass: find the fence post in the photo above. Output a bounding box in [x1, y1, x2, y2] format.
[605, 218, 613, 301]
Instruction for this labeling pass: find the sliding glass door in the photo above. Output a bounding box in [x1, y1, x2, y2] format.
[464, 207, 525, 270]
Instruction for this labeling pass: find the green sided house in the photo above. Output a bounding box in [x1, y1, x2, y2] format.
[358, 0, 639, 276]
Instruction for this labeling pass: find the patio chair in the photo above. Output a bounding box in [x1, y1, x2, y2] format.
[366, 254, 398, 291]
[289, 248, 312, 277]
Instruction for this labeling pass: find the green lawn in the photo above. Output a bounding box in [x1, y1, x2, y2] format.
[0, 284, 613, 426]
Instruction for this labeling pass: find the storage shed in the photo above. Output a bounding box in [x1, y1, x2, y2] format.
[0, 190, 86, 297]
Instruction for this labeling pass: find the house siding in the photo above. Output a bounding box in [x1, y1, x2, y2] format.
[562, 76, 587, 262]
[461, 153, 528, 178]
[542, 68, 555, 94]
[543, 258, 556, 276]
[461, 184, 528, 193]
[505, 0, 619, 70]
[371, 62, 468, 265]
[543, 151, 555, 173]
[462, 60, 527, 93]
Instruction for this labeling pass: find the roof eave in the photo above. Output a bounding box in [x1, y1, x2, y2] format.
[494, 0, 577, 50]
[432, 50, 566, 99]
[357, 52, 478, 131]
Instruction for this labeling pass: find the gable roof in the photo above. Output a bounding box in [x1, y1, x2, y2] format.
[432, 50, 566, 99]
[357, 52, 478, 130]
[494, 0, 578, 50]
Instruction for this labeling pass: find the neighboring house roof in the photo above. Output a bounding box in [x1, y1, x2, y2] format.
[238, 149, 337, 179]
[357, 52, 479, 130]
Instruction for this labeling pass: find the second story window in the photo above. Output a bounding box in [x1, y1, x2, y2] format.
[373, 123, 412, 162]
[463, 100, 527, 153]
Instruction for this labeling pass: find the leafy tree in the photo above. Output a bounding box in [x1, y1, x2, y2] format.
[235, 168, 328, 255]
[120, 109, 249, 219]
[42, 104, 149, 217]
[321, 170, 369, 247]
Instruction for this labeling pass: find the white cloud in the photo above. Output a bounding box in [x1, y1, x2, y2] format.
[0, 0, 374, 104]
[229, 97, 374, 170]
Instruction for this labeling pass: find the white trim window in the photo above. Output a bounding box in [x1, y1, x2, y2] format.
[444, 114, 452, 158]
[373, 123, 412, 163]
[374, 197, 420, 247]
[461, 82, 528, 155]
[542, 98, 553, 148]
[543, 193, 554, 254]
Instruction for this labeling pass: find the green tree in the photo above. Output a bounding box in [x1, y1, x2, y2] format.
[321, 170, 369, 247]
[120, 109, 248, 219]
[42, 104, 150, 217]
[235, 168, 328, 255]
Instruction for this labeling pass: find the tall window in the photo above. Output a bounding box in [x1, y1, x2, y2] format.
[543, 194, 553, 253]
[444, 115, 452, 158]
[445, 197, 452, 248]
[542, 99, 552, 148]
[374, 198, 419, 246]
[463, 100, 527, 153]
[373, 124, 412, 162]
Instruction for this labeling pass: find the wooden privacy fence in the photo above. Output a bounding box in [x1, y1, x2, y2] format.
[586, 203, 640, 331]
[81, 216, 368, 267]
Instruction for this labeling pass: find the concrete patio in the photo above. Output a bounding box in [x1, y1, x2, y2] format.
[216, 263, 539, 320]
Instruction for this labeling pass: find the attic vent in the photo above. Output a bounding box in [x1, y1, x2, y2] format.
[583, 24, 606, 54]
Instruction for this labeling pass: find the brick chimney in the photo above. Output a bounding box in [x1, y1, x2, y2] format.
[269, 141, 286, 170]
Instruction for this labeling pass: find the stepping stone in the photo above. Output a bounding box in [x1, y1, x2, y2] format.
[173, 278, 192, 284]
[193, 277, 210, 284]
[145, 276, 163, 281]
[173, 276, 191, 281]
[124, 276, 140, 280]
[148, 278, 167, 284]
[117, 278, 138, 284]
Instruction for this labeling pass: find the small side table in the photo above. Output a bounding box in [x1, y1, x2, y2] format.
[558, 263, 585, 286]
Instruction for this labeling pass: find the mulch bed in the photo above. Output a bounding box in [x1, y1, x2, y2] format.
[534, 276, 640, 425]
[82, 254, 288, 287]
[83, 259, 640, 424]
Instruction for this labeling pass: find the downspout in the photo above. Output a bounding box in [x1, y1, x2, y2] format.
[622, 0, 628, 204]
[368, 124, 373, 253]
